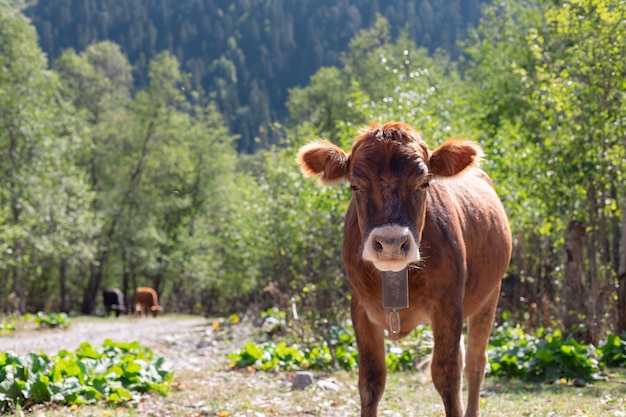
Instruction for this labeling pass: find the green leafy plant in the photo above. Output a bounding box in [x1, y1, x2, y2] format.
[227, 325, 358, 372]
[22, 312, 71, 329]
[227, 318, 432, 373]
[0, 339, 172, 412]
[230, 313, 620, 382]
[0, 316, 17, 335]
[598, 333, 626, 367]
[488, 323, 601, 382]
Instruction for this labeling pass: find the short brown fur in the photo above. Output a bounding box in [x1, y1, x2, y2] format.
[297, 121, 512, 417]
[134, 287, 163, 318]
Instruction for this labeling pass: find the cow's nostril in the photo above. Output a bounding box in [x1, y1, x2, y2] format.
[362, 225, 419, 269]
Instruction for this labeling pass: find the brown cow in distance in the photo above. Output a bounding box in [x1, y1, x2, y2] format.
[134, 287, 162, 318]
[297, 121, 512, 417]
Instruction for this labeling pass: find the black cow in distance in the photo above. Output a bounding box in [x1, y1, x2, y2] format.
[102, 287, 127, 317]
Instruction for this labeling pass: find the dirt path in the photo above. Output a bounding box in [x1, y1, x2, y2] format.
[0, 315, 210, 357]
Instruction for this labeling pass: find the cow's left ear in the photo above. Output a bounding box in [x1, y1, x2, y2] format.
[429, 138, 484, 177]
[297, 139, 350, 184]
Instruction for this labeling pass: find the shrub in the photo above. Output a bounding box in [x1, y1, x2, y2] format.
[598, 333, 626, 367]
[488, 323, 600, 381]
[0, 339, 172, 412]
[21, 312, 71, 329]
[227, 314, 431, 373]
[0, 316, 17, 335]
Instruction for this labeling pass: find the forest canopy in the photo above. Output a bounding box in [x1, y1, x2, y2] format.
[0, 0, 625, 345]
[22, 0, 484, 153]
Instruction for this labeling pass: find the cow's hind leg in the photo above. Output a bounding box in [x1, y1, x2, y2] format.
[351, 300, 386, 417]
[465, 285, 500, 417]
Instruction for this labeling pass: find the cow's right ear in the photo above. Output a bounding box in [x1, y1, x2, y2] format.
[297, 140, 349, 184]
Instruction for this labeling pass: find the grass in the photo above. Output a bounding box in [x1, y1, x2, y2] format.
[12, 368, 626, 416]
[478, 371, 626, 417]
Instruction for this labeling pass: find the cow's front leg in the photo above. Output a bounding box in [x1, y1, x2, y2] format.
[352, 299, 386, 417]
[431, 308, 464, 417]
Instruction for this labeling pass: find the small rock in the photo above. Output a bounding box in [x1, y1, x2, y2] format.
[316, 378, 339, 391]
[292, 371, 314, 390]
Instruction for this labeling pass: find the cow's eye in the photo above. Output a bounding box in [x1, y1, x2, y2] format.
[418, 174, 432, 190]
[350, 184, 360, 192]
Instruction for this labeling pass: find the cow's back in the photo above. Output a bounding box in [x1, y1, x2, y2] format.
[420, 168, 511, 316]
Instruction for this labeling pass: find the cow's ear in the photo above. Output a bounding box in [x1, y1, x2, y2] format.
[429, 138, 483, 177]
[297, 140, 349, 184]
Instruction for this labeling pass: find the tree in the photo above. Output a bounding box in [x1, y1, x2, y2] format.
[54, 42, 136, 313]
[527, 0, 626, 341]
[0, 12, 95, 313]
[81, 51, 189, 314]
[287, 67, 357, 140]
[462, 0, 626, 339]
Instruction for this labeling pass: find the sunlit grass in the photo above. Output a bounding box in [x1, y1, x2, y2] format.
[16, 368, 626, 417]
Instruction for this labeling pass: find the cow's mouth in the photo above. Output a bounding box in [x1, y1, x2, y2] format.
[362, 225, 419, 272]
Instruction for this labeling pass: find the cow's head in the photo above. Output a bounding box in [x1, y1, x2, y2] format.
[151, 305, 163, 318]
[297, 121, 483, 272]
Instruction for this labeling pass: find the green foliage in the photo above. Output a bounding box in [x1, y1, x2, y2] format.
[488, 323, 600, 381]
[0, 11, 98, 314]
[229, 314, 620, 383]
[0, 316, 17, 335]
[32, 312, 71, 329]
[598, 333, 626, 368]
[460, 0, 626, 339]
[386, 326, 433, 372]
[0, 339, 172, 412]
[23, 0, 484, 152]
[288, 15, 472, 146]
[228, 312, 433, 373]
[227, 323, 359, 372]
[2, 0, 626, 347]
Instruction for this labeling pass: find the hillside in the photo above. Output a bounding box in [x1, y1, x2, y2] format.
[24, 0, 485, 152]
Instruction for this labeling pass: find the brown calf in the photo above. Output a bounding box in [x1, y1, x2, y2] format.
[134, 287, 163, 318]
[297, 121, 512, 417]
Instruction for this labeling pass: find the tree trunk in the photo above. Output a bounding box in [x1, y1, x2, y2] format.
[9, 131, 25, 315]
[563, 220, 586, 337]
[617, 209, 626, 333]
[541, 234, 555, 327]
[585, 225, 599, 344]
[122, 268, 131, 313]
[11, 247, 26, 315]
[59, 259, 68, 312]
[81, 252, 106, 314]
